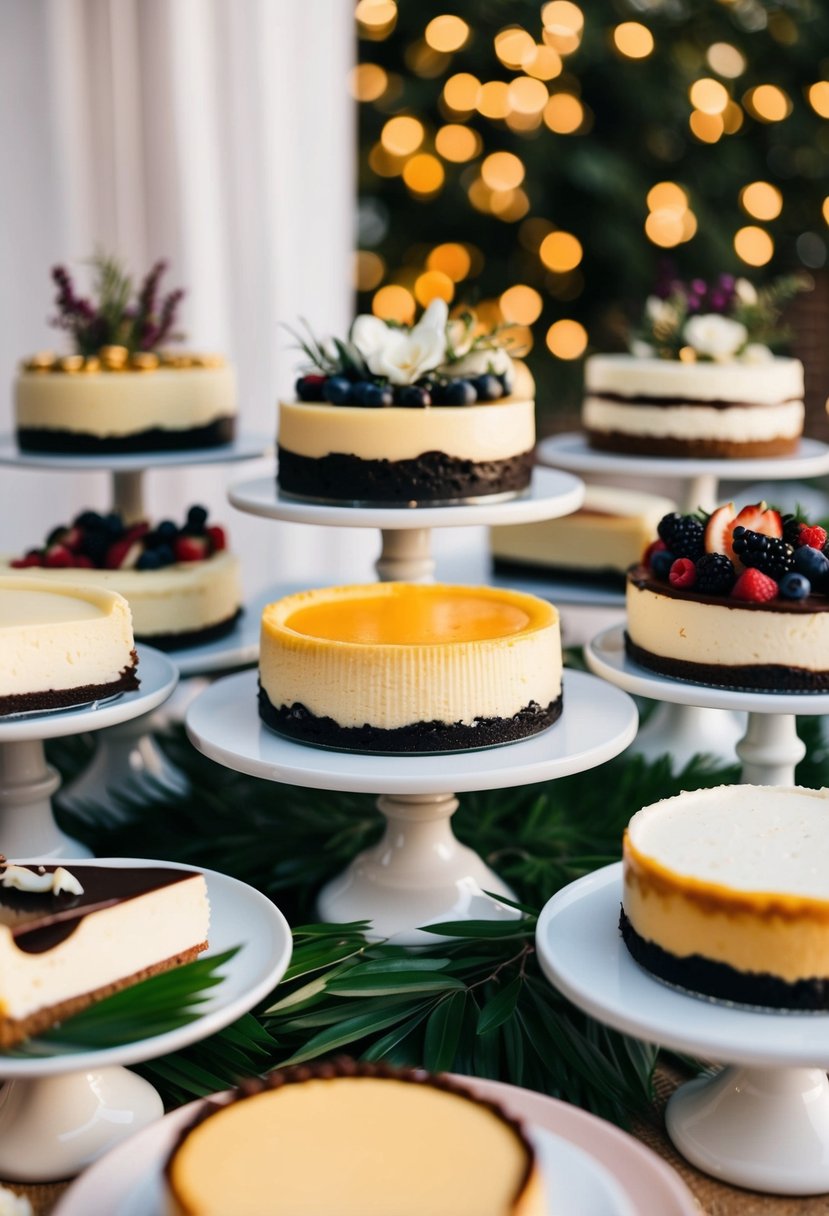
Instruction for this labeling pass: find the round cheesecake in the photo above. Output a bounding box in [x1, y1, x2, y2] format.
[622, 784, 829, 1009]
[583, 354, 804, 458]
[15, 358, 237, 454]
[277, 397, 535, 504]
[0, 579, 139, 715]
[164, 1061, 545, 1216]
[258, 582, 562, 752]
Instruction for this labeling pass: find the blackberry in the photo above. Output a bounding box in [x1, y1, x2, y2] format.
[656, 513, 705, 559]
[731, 526, 794, 581]
[694, 552, 737, 595]
[782, 513, 802, 548]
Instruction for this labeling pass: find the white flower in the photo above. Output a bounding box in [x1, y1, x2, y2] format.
[683, 313, 748, 361]
[734, 278, 758, 306]
[645, 296, 679, 328]
[446, 317, 475, 358]
[741, 342, 773, 364]
[630, 339, 656, 358]
[350, 314, 390, 363]
[441, 346, 514, 378]
[361, 298, 448, 386]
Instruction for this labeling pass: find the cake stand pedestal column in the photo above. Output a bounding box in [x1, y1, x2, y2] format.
[736, 713, 806, 785]
[112, 470, 145, 522]
[58, 715, 190, 813]
[376, 529, 435, 582]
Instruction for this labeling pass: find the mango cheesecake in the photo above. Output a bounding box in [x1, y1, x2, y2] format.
[622, 785, 829, 1009]
[164, 1060, 545, 1216]
[258, 583, 562, 752]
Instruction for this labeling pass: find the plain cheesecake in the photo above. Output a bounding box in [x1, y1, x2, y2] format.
[164, 1061, 545, 1216]
[258, 582, 562, 752]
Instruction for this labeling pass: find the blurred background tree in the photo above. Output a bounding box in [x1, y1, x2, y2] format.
[353, 0, 829, 434]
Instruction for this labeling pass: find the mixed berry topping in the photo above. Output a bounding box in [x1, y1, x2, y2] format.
[644, 501, 829, 604]
[294, 370, 513, 409]
[11, 507, 226, 572]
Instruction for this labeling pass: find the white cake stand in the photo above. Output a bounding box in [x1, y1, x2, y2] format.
[229, 467, 584, 582]
[0, 860, 292, 1182]
[0, 433, 272, 521]
[537, 863, 829, 1195]
[586, 624, 829, 783]
[0, 647, 177, 858]
[185, 668, 638, 945]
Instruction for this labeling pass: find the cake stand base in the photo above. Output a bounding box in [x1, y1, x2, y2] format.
[0, 1068, 163, 1182]
[59, 713, 190, 815]
[316, 792, 518, 946]
[627, 703, 745, 772]
[666, 1066, 829, 1196]
[0, 740, 87, 857]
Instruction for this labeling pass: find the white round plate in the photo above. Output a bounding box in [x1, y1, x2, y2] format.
[536, 862, 829, 1069]
[587, 623, 829, 715]
[0, 433, 272, 472]
[537, 432, 829, 481]
[186, 668, 637, 794]
[0, 860, 292, 1078]
[229, 466, 584, 529]
[53, 1076, 695, 1216]
[0, 645, 178, 742]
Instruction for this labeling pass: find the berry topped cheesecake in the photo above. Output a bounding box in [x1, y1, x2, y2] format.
[4, 507, 241, 650]
[278, 300, 535, 504]
[15, 256, 236, 453]
[584, 274, 805, 458]
[626, 501, 829, 690]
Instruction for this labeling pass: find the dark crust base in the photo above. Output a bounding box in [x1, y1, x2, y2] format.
[16, 416, 236, 454]
[0, 653, 140, 717]
[258, 687, 562, 753]
[0, 942, 207, 1050]
[585, 428, 800, 459]
[624, 632, 829, 692]
[620, 907, 829, 1011]
[493, 556, 626, 590]
[137, 609, 242, 652]
[277, 446, 534, 503]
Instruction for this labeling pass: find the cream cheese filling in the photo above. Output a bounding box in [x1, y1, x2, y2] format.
[15, 366, 237, 437]
[277, 398, 535, 463]
[584, 354, 804, 404]
[583, 397, 804, 441]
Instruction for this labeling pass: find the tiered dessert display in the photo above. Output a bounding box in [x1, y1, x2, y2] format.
[537, 785, 829, 1196]
[187, 303, 639, 944]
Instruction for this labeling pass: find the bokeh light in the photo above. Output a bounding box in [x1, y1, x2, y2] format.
[414, 270, 454, 306]
[508, 76, 549, 114]
[354, 250, 385, 292]
[689, 78, 729, 114]
[403, 154, 445, 196]
[435, 124, 481, 162]
[477, 80, 511, 118]
[500, 285, 543, 324]
[809, 82, 829, 118]
[490, 188, 530, 222]
[380, 115, 424, 156]
[481, 151, 525, 190]
[372, 284, 415, 323]
[540, 231, 583, 271]
[689, 111, 724, 142]
[722, 102, 744, 134]
[349, 63, 388, 102]
[546, 319, 588, 358]
[541, 2, 584, 56]
[522, 45, 562, 81]
[442, 73, 480, 112]
[543, 93, 584, 133]
[494, 27, 535, 69]
[745, 85, 792, 122]
[740, 181, 783, 221]
[613, 23, 654, 59]
[427, 243, 472, 281]
[823, 197, 829, 225]
[734, 225, 774, 265]
[424, 15, 470, 53]
[647, 182, 687, 212]
[645, 210, 685, 247]
[706, 43, 746, 78]
[356, 0, 397, 40]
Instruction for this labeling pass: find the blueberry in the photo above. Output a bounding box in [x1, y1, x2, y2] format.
[651, 550, 676, 580]
[473, 374, 504, 402]
[354, 382, 393, 408]
[498, 370, 515, 396]
[75, 510, 103, 529]
[136, 550, 162, 570]
[428, 381, 449, 404]
[793, 545, 829, 587]
[443, 378, 478, 405]
[779, 572, 811, 599]
[155, 544, 176, 566]
[398, 385, 431, 408]
[82, 534, 109, 565]
[417, 376, 436, 394]
[295, 374, 326, 401]
[187, 505, 208, 532]
[103, 512, 123, 535]
[157, 520, 178, 540]
[323, 375, 354, 405]
[47, 524, 67, 546]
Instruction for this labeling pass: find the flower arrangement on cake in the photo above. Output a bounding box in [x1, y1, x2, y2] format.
[626, 500, 829, 690]
[278, 299, 536, 503]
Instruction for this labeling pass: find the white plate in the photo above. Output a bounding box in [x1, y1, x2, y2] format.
[54, 1101, 636, 1216]
[0, 433, 272, 472]
[0, 860, 292, 1078]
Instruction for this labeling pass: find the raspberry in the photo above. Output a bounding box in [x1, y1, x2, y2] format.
[11, 550, 44, 568]
[657, 513, 705, 559]
[44, 543, 74, 568]
[797, 523, 827, 550]
[207, 525, 227, 553]
[731, 527, 794, 581]
[669, 557, 697, 588]
[731, 568, 778, 602]
[694, 552, 736, 595]
[174, 535, 209, 562]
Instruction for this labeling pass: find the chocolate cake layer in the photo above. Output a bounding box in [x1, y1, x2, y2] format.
[620, 906, 829, 1010]
[138, 609, 242, 652]
[624, 632, 829, 691]
[277, 446, 534, 504]
[590, 391, 801, 409]
[17, 416, 235, 455]
[586, 429, 799, 459]
[0, 654, 140, 717]
[258, 687, 562, 753]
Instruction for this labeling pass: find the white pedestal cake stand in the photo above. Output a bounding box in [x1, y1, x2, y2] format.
[537, 863, 829, 1195]
[0, 646, 177, 858]
[229, 467, 584, 582]
[185, 668, 637, 945]
[586, 624, 829, 784]
[0, 860, 292, 1182]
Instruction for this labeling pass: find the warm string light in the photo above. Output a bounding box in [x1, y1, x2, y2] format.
[644, 182, 696, 248]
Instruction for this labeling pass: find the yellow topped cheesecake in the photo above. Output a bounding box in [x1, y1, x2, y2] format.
[258, 583, 562, 752]
[622, 784, 829, 1008]
[164, 1061, 545, 1216]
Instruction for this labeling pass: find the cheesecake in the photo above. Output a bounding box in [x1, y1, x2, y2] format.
[622, 784, 829, 1009]
[259, 582, 562, 752]
[0, 858, 209, 1047]
[491, 484, 677, 585]
[164, 1060, 545, 1216]
[0, 580, 139, 716]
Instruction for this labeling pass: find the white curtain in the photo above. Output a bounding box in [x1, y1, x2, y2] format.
[0, 0, 381, 591]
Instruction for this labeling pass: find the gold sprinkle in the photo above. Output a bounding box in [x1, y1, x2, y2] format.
[130, 352, 160, 372]
[678, 346, 697, 363]
[99, 344, 129, 369]
[81, 356, 101, 373]
[191, 353, 225, 368]
[58, 354, 85, 374]
[22, 351, 56, 372]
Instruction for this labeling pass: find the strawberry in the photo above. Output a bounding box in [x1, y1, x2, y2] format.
[72, 554, 95, 568]
[731, 568, 778, 602]
[44, 543, 74, 568]
[11, 550, 44, 568]
[669, 557, 697, 588]
[704, 503, 736, 558]
[59, 526, 84, 552]
[732, 502, 783, 540]
[206, 525, 227, 553]
[174, 535, 208, 563]
[105, 538, 142, 569]
[797, 523, 827, 550]
[124, 523, 150, 545]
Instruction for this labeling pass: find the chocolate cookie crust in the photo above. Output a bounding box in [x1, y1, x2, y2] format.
[624, 632, 829, 692]
[17, 416, 235, 455]
[0, 652, 140, 717]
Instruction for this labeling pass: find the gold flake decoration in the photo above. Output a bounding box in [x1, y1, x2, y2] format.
[57, 355, 85, 374]
[22, 352, 56, 372]
[130, 352, 160, 372]
[99, 344, 130, 370]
